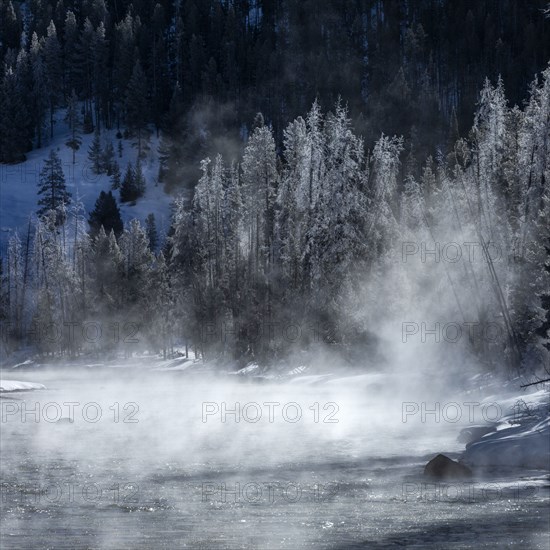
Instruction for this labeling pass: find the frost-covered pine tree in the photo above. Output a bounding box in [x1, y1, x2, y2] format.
[241, 121, 278, 279]
[219, 162, 242, 309]
[517, 65, 550, 249]
[146, 251, 175, 358]
[306, 103, 368, 298]
[369, 134, 404, 257]
[6, 232, 23, 336]
[89, 226, 124, 319]
[472, 77, 509, 242]
[119, 219, 154, 310]
[145, 213, 159, 252]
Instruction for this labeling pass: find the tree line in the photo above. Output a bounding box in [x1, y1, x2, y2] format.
[1, 0, 549, 188]
[1, 68, 549, 374]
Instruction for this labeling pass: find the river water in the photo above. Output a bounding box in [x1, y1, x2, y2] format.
[1, 367, 548, 549]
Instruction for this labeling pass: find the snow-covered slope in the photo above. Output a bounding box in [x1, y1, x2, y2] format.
[0, 108, 173, 250]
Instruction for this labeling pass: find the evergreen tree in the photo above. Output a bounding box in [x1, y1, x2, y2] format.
[88, 127, 102, 174]
[77, 18, 96, 124]
[82, 110, 94, 134]
[43, 20, 62, 139]
[146, 251, 175, 358]
[65, 90, 81, 164]
[88, 190, 123, 239]
[1, 1, 22, 55]
[241, 123, 278, 279]
[113, 11, 138, 119]
[145, 213, 159, 251]
[101, 141, 115, 175]
[30, 32, 47, 148]
[63, 10, 79, 98]
[92, 21, 109, 128]
[134, 158, 146, 198]
[89, 226, 124, 318]
[37, 149, 71, 225]
[119, 162, 145, 203]
[125, 59, 149, 157]
[110, 162, 121, 190]
[119, 219, 154, 309]
[6, 232, 23, 336]
[0, 65, 28, 162]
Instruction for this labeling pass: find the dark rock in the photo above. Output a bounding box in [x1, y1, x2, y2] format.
[55, 417, 74, 424]
[457, 425, 496, 445]
[424, 454, 472, 479]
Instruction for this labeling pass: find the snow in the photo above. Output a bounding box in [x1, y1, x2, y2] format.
[9, 359, 36, 370]
[152, 357, 197, 371]
[0, 379, 46, 392]
[233, 363, 260, 375]
[0, 107, 173, 252]
[461, 386, 550, 470]
[463, 416, 550, 469]
[287, 373, 335, 385]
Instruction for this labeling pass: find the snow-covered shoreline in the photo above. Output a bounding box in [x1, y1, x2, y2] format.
[0, 379, 46, 392]
[460, 388, 549, 470]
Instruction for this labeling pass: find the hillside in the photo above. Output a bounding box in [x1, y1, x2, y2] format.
[0, 106, 172, 252]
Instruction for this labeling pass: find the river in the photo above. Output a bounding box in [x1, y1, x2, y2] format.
[1, 366, 548, 549]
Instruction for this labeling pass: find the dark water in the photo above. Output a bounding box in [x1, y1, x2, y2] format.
[1, 368, 549, 549]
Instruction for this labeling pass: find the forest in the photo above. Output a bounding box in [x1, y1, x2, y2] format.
[0, 0, 549, 374]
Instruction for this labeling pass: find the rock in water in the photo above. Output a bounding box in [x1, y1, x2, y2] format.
[424, 454, 472, 479]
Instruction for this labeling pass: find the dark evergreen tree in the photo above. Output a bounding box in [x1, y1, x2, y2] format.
[134, 158, 146, 198]
[101, 141, 115, 175]
[92, 21, 109, 129]
[113, 11, 137, 121]
[88, 127, 102, 173]
[37, 149, 71, 225]
[63, 10, 79, 98]
[77, 17, 96, 118]
[30, 32, 48, 148]
[120, 162, 136, 202]
[43, 20, 62, 139]
[110, 161, 121, 190]
[1, 1, 22, 56]
[0, 65, 28, 162]
[65, 90, 81, 164]
[82, 110, 94, 134]
[88, 190, 123, 238]
[125, 59, 149, 157]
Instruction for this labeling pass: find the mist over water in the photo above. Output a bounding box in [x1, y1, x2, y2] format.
[1, 358, 547, 549]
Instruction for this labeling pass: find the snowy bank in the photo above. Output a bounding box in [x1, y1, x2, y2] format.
[0, 380, 46, 392]
[461, 388, 549, 470]
[462, 416, 549, 469]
